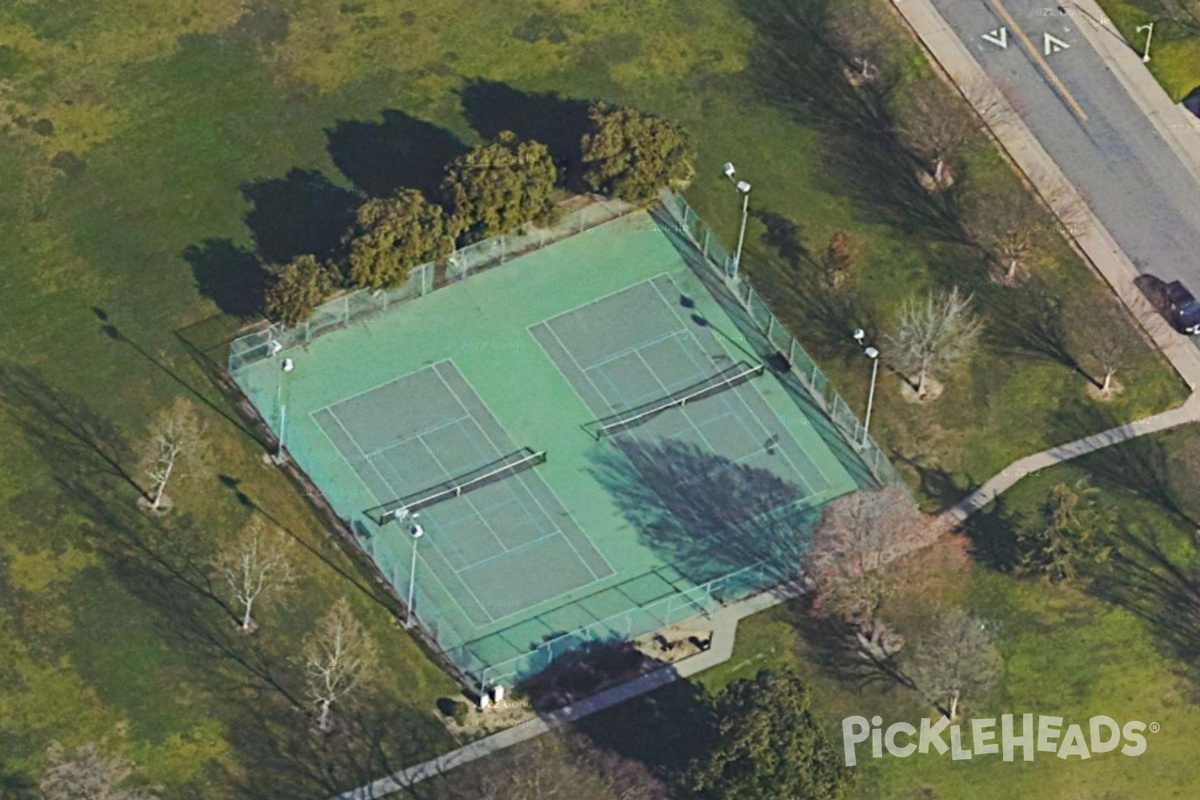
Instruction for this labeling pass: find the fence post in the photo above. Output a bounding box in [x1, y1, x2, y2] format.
[305, 320, 312, 343]
[342, 295, 350, 325]
[788, 338, 796, 366]
[766, 314, 774, 342]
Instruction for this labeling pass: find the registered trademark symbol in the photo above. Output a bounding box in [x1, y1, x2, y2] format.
[1150, 722, 1161, 733]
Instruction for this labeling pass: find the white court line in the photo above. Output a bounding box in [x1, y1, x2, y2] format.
[443, 361, 616, 582]
[649, 276, 818, 499]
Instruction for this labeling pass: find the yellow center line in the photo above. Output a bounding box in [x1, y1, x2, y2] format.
[985, 0, 1089, 122]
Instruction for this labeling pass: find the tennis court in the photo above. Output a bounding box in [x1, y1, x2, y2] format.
[531, 274, 833, 529]
[229, 202, 866, 691]
[313, 360, 612, 625]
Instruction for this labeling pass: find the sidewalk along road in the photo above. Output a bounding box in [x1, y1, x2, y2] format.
[919, 0, 1200, 291]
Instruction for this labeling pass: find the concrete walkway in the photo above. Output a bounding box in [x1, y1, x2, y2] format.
[944, 393, 1200, 523]
[329, 8, 1200, 799]
[331, 587, 794, 800]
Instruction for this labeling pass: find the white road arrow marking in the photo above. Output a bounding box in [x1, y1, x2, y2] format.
[981, 27, 1008, 49]
[1044, 33, 1070, 56]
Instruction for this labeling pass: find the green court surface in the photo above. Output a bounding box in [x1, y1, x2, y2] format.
[232, 210, 861, 689]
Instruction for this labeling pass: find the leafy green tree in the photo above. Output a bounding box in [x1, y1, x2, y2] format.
[442, 131, 557, 243]
[689, 669, 854, 800]
[346, 189, 452, 290]
[263, 254, 337, 328]
[1017, 481, 1117, 583]
[580, 103, 695, 204]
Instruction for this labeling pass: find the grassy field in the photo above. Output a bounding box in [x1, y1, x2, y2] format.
[1098, 0, 1200, 101]
[518, 425, 1200, 800]
[0, 0, 1191, 796]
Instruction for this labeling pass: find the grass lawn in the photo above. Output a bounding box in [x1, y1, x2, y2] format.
[0, 0, 1190, 796]
[562, 425, 1200, 800]
[1098, 0, 1200, 101]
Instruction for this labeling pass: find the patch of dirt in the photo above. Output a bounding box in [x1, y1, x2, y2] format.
[900, 377, 944, 404]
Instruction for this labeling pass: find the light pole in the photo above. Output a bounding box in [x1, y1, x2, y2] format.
[1137, 22, 1154, 63]
[274, 356, 294, 464]
[405, 519, 424, 629]
[722, 162, 752, 282]
[852, 329, 881, 448]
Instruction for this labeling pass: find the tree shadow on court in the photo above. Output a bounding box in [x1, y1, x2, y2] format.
[183, 238, 270, 318]
[738, 0, 969, 244]
[240, 168, 361, 265]
[459, 80, 593, 191]
[590, 437, 819, 591]
[326, 111, 468, 200]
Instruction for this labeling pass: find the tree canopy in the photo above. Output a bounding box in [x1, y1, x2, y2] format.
[263, 254, 338, 328]
[689, 669, 854, 800]
[346, 188, 452, 290]
[442, 131, 558, 243]
[580, 103, 695, 204]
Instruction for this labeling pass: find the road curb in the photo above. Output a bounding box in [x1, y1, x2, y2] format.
[890, 0, 1200, 392]
[1066, 0, 1200, 191]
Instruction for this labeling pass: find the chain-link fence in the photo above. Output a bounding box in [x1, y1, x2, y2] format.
[659, 190, 904, 489]
[462, 560, 773, 690]
[228, 197, 632, 374]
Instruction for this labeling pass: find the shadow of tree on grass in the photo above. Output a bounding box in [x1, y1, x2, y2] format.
[459, 80, 593, 191]
[326, 111, 468, 200]
[183, 238, 269, 318]
[240, 168, 360, 265]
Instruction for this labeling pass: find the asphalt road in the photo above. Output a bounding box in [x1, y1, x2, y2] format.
[927, 0, 1200, 287]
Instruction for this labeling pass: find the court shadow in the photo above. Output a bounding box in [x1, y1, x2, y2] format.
[459, 80, 592, 190]
[327, 110, 468, 199]
[183, 237, 269, 318]
[240, 168, 360, 265]
[590, 437, 818, 590]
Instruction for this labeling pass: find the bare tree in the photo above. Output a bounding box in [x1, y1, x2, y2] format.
[1083, 301, 1142, 397]
[886, 287, 984, 400]
[965, 185, 1054, 284]
[303, 598, 378, 732]
[809, 488, 936, 660]
[893, 81, 978, 191]
[827, 3, 891, 87]
[213, 516, 296, 633]
[902, 609, 1002, 720]
[40, 742, 160, 800]
[138, 397, 206, 513]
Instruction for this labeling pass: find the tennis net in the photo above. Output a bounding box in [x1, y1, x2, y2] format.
[585, 361, 765, 440]
[367, 448, 547, 524]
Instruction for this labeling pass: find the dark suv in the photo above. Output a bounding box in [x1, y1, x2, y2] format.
[1135, 275, 1200, 335]
[1164, 281, 1200, 335]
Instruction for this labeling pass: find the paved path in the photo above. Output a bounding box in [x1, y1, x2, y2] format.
[331, 587, 792, 800]
[944, 393, 1200, 523]
[330, 7, 1200, 798]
